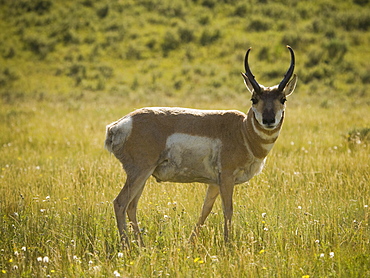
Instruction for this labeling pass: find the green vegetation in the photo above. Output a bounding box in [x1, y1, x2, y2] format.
[0, 0, 369, 277]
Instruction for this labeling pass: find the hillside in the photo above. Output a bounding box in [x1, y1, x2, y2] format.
[0, 0, 369, 108]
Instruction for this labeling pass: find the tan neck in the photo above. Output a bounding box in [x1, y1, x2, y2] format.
[243, 108, 283, 159]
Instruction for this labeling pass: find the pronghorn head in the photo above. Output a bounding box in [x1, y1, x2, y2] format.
[241, 46, 297, 130]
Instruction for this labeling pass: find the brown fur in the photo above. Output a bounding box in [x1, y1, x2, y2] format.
[105, 51, 297, 248]
[105, 104, 291, 247]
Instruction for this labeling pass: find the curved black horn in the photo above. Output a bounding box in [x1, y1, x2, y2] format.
[278, 45, 295, 91]
[244, 48, 261, 94]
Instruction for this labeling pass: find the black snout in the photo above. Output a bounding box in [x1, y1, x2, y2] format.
[262, 110, 276, 126]
[262, 117, 275, 126]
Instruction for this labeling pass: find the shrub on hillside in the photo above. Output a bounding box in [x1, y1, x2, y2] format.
[199, 28, 221, 46]
[232, 3, 247, 17]
[0, 67, 20, 87]
[198, 15, 210, 25]
[178, 26, 195, 43]
[336, 10, 370, 31]
[12, 0, 52, 15]
[202, 0, 216, 9]
[2, 46, 16, 59]
[360, 67, 370, 84]
[126, 44, 142, 60]
[247, 17, 273, 32]
[161, 31, 180, 55]
[160, 2, 186, 18]
[22, 31, 56, 59]
[281, 31, 316, 49]
[68, 64, 86, 86]
[323, 38, 348, 62]
[96, 4, 109, 19]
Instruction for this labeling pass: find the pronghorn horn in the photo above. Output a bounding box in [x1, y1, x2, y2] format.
[244, 48, 261, 94]
[278, 45, 295, 92]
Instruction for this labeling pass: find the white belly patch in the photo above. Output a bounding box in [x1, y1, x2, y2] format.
[153, 133, 222, 183]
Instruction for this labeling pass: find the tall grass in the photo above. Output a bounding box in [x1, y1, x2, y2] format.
[1, 0, 369, 276]
[1, 97, 369, 277]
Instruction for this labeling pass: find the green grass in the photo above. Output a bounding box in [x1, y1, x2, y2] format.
[1, 0, 370, 277]
[1, 98, 369, 277]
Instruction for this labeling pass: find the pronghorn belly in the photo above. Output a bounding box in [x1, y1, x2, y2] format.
[152, 133, 222, 183]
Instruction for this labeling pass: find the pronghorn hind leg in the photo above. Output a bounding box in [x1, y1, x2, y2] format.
[189, 184, 220, 241]
[127, 186, 145, 247]
[113, 169, 152, 249]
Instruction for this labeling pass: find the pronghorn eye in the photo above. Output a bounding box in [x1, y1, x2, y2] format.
[280, 98, 287, 104]
[251, 98, 258, 105]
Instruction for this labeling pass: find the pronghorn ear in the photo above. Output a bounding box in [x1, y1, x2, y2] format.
[283, 74, 297, 97]
[241, 72, 254, 94]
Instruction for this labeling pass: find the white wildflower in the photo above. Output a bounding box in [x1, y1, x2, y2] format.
[92, 265, 101, 272]
[329, 252, 335, 258]
[113, 270, 121, 277]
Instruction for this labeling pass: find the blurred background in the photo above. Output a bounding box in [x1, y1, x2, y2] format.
[1, 0, 369, 108]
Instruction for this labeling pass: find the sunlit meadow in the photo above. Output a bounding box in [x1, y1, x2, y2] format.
[1, 97, 369, 277]
[1, 0, 370, 277]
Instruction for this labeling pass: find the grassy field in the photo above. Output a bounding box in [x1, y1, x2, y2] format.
[2, 98, 369, 277]
[1, 0, 370, 277]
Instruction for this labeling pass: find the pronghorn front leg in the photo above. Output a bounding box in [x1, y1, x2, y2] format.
[189, 184, 220, 241]
[219, 176, 234, 242]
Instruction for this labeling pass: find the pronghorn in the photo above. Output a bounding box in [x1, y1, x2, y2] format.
[105, 46, 297, 248]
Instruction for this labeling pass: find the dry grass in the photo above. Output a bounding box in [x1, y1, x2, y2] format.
[1, 97, 369, 277]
